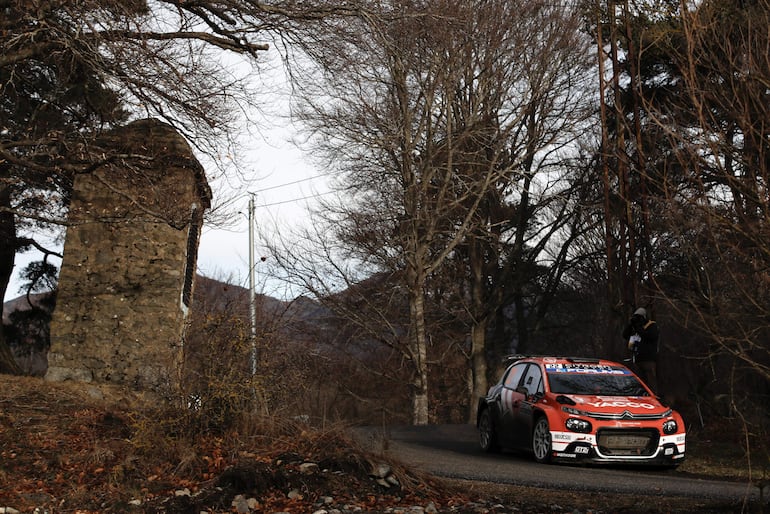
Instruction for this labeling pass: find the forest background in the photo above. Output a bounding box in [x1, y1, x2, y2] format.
[1, 0, 768, 473]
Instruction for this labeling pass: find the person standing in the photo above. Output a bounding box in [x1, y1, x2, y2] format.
[622, 307, 660, 394]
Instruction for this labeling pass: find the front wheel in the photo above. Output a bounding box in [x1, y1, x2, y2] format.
[478, 408, 499, 453]
[532, 417, 552, 463]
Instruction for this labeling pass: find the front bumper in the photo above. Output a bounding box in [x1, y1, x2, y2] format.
[550, 430, 686, 466]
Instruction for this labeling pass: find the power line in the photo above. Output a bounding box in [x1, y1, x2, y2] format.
[251, 171, 334, 194]
[255, 190, 335, 208]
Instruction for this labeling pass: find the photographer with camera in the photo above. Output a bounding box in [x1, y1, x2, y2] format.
[622, 307, 660, 395]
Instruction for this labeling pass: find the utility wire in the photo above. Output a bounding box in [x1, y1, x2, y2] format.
[255, 190, 336, 208]
[251, 171, 335, 194]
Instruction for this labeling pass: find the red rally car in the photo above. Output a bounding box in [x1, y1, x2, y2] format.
[477, 356, 686, 466]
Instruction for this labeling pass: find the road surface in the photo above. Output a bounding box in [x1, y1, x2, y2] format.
[353, 424, 763, 504]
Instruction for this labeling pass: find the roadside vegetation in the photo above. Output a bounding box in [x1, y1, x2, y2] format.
[1, 0, 769, 510]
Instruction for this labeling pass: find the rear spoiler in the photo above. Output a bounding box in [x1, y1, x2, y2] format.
[503, 355, 601, 364]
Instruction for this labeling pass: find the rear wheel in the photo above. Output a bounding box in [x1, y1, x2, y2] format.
[478, 408, 499, 453]
[532, 417, 552, 463]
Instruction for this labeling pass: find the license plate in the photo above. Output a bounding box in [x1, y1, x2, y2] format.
[602, 435, 649, 447]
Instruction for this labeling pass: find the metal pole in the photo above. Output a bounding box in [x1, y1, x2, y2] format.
[248, 194, 257, 377]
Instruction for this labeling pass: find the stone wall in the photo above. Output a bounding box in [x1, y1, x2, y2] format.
[46, 119, 211, 393]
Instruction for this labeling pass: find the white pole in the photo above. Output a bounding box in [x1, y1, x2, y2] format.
[248, 194, 257, 377]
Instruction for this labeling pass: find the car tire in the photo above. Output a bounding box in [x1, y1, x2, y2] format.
[532, 416, 552, 463]
[478, 408, 499, 453]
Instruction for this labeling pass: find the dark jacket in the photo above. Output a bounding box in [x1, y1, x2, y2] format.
[622, 315, 659, 362]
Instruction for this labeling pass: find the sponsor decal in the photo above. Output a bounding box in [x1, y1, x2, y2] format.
[545, 363, 629, 375]
[553, 433, 573, 441]
[555, 452, 578, 458]
[574, 446, 590, 454]
[501, 388, 510, 412]
[584, 400, 656, 409]
[501, 388, 519, 414]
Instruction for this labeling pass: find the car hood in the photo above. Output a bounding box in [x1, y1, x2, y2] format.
[557, 394, 671, 417]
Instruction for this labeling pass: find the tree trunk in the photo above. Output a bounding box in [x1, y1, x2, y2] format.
[0, 183, 22, 375]
[409, 273, 430, 425]
[0, 331, 21, 375]
[467, 318, 488, 423]
[467, 236, 489, 423]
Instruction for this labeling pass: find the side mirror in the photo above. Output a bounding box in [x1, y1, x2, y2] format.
[516, 386, 543, 402]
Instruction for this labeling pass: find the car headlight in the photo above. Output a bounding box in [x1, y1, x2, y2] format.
[565, 417, 592, 433]
[662, 419, 678, 434]
[562, 406, 585, 416]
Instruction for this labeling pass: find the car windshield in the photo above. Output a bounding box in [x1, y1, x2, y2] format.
[545, 364, 650, 396]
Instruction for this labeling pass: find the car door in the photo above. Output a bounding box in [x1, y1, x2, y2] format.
[497, 362, 528, 448]
[512, 363, 545, 448]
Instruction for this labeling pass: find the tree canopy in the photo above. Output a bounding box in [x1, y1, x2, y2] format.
[0, 0, 346, 373]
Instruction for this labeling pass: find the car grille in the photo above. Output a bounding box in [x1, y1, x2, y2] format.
[588, 408, 672, 421]
[596, 428, 659, 456]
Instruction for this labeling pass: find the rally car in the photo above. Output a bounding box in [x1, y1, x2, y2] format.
[476, 356, 686, 466]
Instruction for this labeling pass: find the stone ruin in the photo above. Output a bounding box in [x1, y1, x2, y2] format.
[45, 119, 211, 394]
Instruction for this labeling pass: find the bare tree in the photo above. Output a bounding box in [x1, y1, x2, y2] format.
[277, 1, 503, 424]
[0, 0, 353, 373]
[272, 0, 595, 424]
[451, 0, 595, 421]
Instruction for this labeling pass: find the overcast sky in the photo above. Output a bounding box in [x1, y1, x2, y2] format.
[196, 127, 329, 299]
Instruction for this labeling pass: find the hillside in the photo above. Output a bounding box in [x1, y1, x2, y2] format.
[0, 374, 465, 513]
[1, 276, 334, 378]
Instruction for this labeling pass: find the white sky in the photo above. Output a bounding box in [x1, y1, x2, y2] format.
[196, 128, 328, 298]
[197, 49, 333, 299]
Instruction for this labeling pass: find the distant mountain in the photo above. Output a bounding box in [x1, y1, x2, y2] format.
[193, 275, 286, 313]
[2, 277, 322, 324]
[2, 275, 335, 376]
[192, 275, 332, 324]
[2, 291, 54, 325]
[2, 276, 336, 347]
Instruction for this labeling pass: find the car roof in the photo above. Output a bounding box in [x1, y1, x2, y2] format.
[504, 355, 625, 368]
